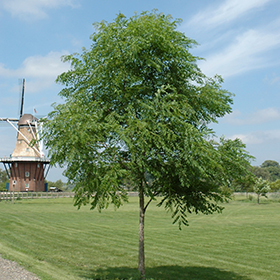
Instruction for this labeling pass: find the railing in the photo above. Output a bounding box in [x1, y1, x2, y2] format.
[0, 191, 139, 201]
[0, 191, 75, 201]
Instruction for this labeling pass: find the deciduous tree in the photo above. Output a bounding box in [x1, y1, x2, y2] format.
[251, 166, 271, 181]
[46, 179, 65, 190]
[269, 179, 280, 192]
[260, 160, 280, 182]
[232, 173, 255, 195]
[43, 11, 253, 279]
[254, 177, 270, 204]
[261, 160, 279, 168]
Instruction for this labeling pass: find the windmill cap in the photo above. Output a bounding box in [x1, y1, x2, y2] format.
[18, 114, 38, 125]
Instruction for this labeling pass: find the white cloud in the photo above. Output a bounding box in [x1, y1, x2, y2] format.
[230, 129, 280, 144]
[20, 52, 70, 78]
[198, 24, 280, 77]
[0, 64, 13, 77]
[0, 51, 70, 77]
[223, 108, 280, 125]
[1, 0, 79, 20]
[0, 51, 70, 93]
[264, 73, 280, 85]
[188, 0, 272, 29]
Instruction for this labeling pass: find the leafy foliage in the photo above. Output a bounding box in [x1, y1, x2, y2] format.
[263, 165, 280, 182]
[46, 179, 65, 190]
[253, 177, 270, 204]
[44, 11, 252, 220]
[261, 160, 280, 168]
[0, 168, 8, 191]
[252, 160, 280, 183]
[251, 166, 271, 181]
[231, 173, 255, 193]
[269, 179, 280, 192]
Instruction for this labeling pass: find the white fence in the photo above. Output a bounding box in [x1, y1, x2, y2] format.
[0, 191, 139, 201]
[0, 191, 75, 201]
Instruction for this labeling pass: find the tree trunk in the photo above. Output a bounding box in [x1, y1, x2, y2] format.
[257, 194, 260, 204]
[138, 182, 145, 279]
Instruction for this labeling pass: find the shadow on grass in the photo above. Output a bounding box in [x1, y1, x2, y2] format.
[80, 265, 251, 280]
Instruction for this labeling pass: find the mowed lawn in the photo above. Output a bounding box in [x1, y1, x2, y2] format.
[0, 195, 279, 280]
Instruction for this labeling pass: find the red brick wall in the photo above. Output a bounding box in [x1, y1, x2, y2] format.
[9, 162, 46, 192]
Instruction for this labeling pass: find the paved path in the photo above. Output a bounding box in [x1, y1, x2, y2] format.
[0, 255, 40, 280]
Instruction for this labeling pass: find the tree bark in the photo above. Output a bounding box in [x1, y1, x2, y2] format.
[138, 182, 145, 279]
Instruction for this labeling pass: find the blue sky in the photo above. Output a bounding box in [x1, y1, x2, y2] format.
[0, 0, 280, 181]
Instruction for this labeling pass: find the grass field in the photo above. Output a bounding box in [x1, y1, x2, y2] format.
[0, 195, 280, 280]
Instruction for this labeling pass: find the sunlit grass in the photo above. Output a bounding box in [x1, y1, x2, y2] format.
[0, 195, 280, 279]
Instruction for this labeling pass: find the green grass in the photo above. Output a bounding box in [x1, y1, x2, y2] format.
[0, 195, 280, 280]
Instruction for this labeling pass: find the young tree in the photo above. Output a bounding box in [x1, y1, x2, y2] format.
[43, 11, 253, 279]
[254, 177, 270, 204]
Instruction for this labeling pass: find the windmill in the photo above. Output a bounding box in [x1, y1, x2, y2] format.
[0, 79, 50, 192]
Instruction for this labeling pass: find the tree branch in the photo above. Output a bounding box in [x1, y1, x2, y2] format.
[144, 191, 159, 213]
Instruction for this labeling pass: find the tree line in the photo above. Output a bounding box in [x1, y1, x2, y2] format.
[232, 160, 280, 193]
[1, 160, 280, 192]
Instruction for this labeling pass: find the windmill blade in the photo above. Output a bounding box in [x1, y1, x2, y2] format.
[19, 78, 25, 118]
[0, 118, 19, 127]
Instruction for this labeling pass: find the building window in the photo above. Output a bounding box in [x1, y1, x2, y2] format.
[37, 163, 40, 168]
[26, 148, 30, 152]
[25, 171, 30, 177]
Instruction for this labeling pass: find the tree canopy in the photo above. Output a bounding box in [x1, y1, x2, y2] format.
[261, 160, 279, 168]
[43, 11, 253, 279]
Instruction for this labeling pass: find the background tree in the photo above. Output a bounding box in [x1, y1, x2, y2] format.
[232, 173, 255, 195]
[253, 177, 270, 204]
[269, 179, 280, 192]
[46, 179, 65, 190]
[261, 160, 279, 168]
[251, 166, 271, 181]
[0, 168, 9, 191]
[43, 11, 253, 279]
[251, 160, 280, 182]
[260, 160, 280, 182]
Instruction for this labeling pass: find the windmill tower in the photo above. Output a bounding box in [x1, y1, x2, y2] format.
[0, 79, 50, 192]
